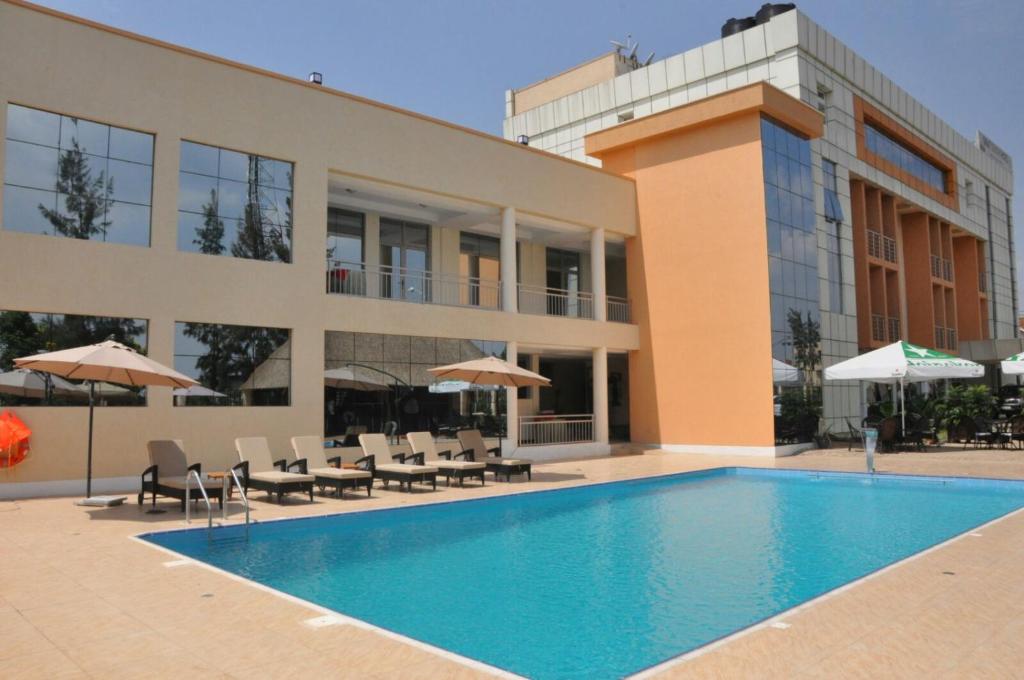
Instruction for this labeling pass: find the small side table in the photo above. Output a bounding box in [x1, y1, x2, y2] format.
[207, 471, 233, 499]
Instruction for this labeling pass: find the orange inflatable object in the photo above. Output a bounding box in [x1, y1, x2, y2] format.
[0, 410, 31, 468]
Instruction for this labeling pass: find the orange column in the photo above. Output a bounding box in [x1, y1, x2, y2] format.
[952, 236, 982, 342]
[900, 212, 935, 347]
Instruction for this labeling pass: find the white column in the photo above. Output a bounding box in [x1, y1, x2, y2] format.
[591, 227, 607, 321]
[501, 207, 518, 313]
[365, 212, 381, 298]
[592, 346, 609, 444]
[506, 341, 519, 452]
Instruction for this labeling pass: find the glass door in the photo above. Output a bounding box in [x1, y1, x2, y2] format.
[381, 218, 430, 302]
[545, 248, 581, 316]
[459, 232, 500, 308]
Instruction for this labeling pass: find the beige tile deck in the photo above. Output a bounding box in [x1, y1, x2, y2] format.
[2, 447, 1023, 679]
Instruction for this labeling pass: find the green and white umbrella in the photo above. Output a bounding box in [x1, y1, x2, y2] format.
[825, 341, 984, 429]
[1000, 352, 1024, 376]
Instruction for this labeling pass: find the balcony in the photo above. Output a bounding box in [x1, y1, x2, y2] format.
[979, 270, 988, 293]
[867, 230, 898, 263]
[326, 260, 501, 309]
[933, 326, 956, 350]
[519, 414, 594, 446]
[607, 295, 632, 323]
[930, 255, 953, 281]
[518, 284, 595, 320]
[887, 316, 901, 342]
[871, 314, 886, 342]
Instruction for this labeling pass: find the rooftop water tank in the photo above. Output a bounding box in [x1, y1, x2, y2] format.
[754, 3, 796, 24]
[721, 16, 757, 38]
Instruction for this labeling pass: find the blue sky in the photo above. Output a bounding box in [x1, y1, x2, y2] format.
[33, 0, 1024, 307]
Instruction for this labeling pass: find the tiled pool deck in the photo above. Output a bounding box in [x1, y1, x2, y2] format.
[3, 448, 1024, 679]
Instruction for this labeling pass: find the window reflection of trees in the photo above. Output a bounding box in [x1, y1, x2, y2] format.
[0, 310, 147, 406]
[176, 322, 290, 406]
[40, 140, 113, 240]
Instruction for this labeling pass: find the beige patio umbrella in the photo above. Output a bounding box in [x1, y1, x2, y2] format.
[15, 339, 198, 503]
[427, 356, 550, 451]
[324, 367, 391, 392]
[0, 368, 81, 400]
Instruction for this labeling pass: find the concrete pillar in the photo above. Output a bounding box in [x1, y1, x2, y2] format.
[506, 341, 519, 452]
[501, 207, 518, 313]
[591, 227, 607, 321]
[592, 346, 609, 444]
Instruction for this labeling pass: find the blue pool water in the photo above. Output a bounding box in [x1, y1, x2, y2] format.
[142, 468, 1024, 679]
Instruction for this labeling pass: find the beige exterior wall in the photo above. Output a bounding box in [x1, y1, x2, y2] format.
[511, 52, 634, 115]
[0, 1, 638, 491]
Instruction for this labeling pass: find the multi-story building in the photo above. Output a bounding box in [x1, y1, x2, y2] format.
[0, 1, 1014, 496]
[503, 3, 1016, 433]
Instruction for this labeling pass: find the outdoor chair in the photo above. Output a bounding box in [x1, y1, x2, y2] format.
[456, 429, 532, 481]
[952, 419, 977, 448]
[406, 431, 486, 487]
[233, 437, 315, 503]
[358, 433, 438, 492]
[903, 413, 929, 452]
[972, 417, 1007, 449]
[139, 439, 223, 512]
[290, 436, 373, 498]
[844, 417, 862, 451]
[877, 417, 899, 452]
[1010, 416, 1024, 450]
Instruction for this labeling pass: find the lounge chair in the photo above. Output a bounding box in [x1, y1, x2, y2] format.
[358, 433, 438, 492]
[456, 429, 532, 481]
[139, 439, 224, 511]
[406, 431, 486, 487]
[233, 437, 315, 503]
[290, 435, 373, 498]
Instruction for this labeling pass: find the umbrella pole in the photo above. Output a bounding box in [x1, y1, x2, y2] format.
[86, 380, 95, 499]
[900, 378, 906, 434]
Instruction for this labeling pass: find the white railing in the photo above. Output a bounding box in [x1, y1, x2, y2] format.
[607, 296, 631, 323]
[326, 260, 501, 309]
[519, 414, 594, 446]
[867, 230, 897, 263]
[518, 284, 594, 319]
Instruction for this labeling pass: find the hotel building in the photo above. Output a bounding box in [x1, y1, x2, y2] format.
[0, 1, 1015, 496]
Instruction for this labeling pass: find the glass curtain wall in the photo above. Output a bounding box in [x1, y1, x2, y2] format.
[0, 310, 148, 406]
[3, 104, 153, 246]
[459, 232, 500, 308]
[325, 331, 505, 441]
[761, 116, 822, 445]
[380, 218, 430, 302]
[326, 208, 365, 295]
[864, 123, 947, 194]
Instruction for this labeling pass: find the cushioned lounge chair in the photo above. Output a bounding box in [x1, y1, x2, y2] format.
[233, 436, 315, 503]
[290, 435, 373, 498]
[358, 433, 438, 492]
[139, 439, 223, 511]
[406, 431, 486, 487]
[456, 429, 532, 481]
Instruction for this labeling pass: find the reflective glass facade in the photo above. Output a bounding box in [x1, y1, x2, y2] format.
[177, 141, 292, 262]
[864, 123, 946, 194]
[173, 322, 290, 406]
[761, 117, 822, 444]
[3, 104, 153, 246]
[822, 160, 843, 313]
[0, 310, 148, 406]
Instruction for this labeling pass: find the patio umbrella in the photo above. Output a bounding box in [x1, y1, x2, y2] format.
[824, 341, 984, 430]
[772, 359, 800, 384]
[1000, 352, 1024, 375]
[14, 339, 198, 503]
[428, 356, 550, 452]
[324, 367, 391, 392]
[172, 384, 227, 398]
[0, 368, 81, 400]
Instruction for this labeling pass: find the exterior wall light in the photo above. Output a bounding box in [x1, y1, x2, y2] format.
[308, 72, 323, 85]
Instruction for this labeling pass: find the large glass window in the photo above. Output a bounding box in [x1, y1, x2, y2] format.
[3, 104, 153, 246]
[177, 141, 292, 262]
[0, 310, 148, 406]
[380, 218, 430, 302]
[327, 208, 366, 295]
[822, 160, 844, 313]
[762, 117, 821, 445]
[324, 331, 506, 441]
[173, 322, 290, 406]
[864, 123, 947, 194]
[546, 247, 582, 316]
[459, 232, 501, 308]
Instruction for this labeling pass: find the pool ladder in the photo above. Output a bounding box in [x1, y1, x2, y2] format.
[183, 469, 250, 539]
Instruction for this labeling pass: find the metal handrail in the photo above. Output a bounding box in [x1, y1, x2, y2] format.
[519, 414, 595, 446]
[517, 283, 595, 319]
[224, 468, 250, 529]
[326, 259, 501, 309]
[606, 295, 632, 323]
[184, 469, 212, 532]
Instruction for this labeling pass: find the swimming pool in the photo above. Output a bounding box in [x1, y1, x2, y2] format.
[142, 468, 1024, 679]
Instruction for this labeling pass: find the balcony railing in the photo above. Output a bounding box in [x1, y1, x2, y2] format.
[326, 260, 501, 309]
[979, 271, 988, 293]
[943, 259, 953, 281]
[607, 296, 631, 323]
[871, 314, 886, 342]
[887, 316, 901, 342]
[867, 230, 897, 263]
[933, 325, 957, 350]
[946, 327, 957, 351]
[930, 255, 953, 281]
[519, 414, 594, 446]
[518, 284, 594, 320]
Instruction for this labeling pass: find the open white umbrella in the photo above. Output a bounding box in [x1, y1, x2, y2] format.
[172, 384, 227, 398]
[772, 359, 799, 384]
[0, 368, 81, 399]
[428, 356, 550, 452]
[324, 367, 391, 392]
[824, 341, 984, 430]
[15, 339, 198, 503]
[1000, 352, 1024, 375]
